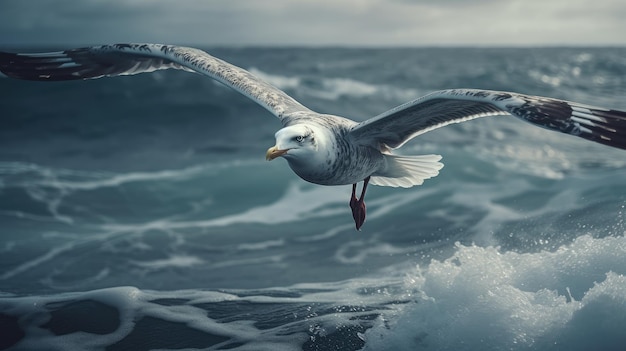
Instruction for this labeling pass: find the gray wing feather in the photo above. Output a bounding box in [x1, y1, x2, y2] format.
[0, 43, 310, 122]
[349, 89, 626, 150]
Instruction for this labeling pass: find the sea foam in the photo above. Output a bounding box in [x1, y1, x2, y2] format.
[2, 235, 623, 351]
[364, 234, 626, 351]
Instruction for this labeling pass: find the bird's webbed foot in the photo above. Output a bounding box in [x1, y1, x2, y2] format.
[349, 177, 370, 231]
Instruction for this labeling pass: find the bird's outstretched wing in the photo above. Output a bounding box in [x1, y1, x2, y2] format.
[349, 89, 626, 150]
[0, 43, 310, 122]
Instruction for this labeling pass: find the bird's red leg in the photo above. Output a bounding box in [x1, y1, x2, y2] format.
[349, 176, 370, 230]
[350, 183, 358, 212]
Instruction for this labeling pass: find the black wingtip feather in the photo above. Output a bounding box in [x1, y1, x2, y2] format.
[0, 51, 87, 81]
[589, 110, 626, 150]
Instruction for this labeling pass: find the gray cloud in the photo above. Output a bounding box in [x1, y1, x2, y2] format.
[1, 0, 625, 47]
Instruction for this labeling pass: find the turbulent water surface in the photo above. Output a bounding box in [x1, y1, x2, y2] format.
[1, 47, 626, 350]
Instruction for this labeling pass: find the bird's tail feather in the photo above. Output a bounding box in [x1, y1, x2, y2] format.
[370, 154, 443, 188]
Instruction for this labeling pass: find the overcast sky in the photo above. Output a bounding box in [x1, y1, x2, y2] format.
[1, 0, 626, 47]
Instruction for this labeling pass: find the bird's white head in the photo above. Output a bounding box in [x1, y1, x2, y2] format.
[266, 124, 318, 162]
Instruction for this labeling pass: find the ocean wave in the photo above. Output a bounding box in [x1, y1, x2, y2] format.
[2, 47, 626, 350]
[1, 234, 624, 351]
[130, 254, 205, 271]
[0, 161, 252, 191]
[100, 181, 347, 232]
[247, 67, 420, 102]
[364, 234, 626, 351]
[0, 160, 259, 225]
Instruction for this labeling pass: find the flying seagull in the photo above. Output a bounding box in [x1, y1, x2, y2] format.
[1, 44, 625, 230]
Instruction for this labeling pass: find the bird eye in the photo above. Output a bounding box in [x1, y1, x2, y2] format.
[295, 135, 304, 142]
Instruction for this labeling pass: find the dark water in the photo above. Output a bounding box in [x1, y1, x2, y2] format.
[1, 47, 626, 350]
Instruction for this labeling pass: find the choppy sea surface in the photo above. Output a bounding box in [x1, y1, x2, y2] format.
[1, 47, 626, 350]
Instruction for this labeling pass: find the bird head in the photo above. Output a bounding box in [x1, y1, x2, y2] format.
[266, 124, 317, 161]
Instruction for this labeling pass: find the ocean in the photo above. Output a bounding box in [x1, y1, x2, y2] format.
[0, 47, 625, 350]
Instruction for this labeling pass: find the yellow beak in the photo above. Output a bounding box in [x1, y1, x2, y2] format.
[266, 145, 289, 161]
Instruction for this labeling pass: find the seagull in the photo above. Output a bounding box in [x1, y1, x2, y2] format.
[1, 44, 625, 230]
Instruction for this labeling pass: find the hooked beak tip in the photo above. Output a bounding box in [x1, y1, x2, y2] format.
[266, 146, 288, 161]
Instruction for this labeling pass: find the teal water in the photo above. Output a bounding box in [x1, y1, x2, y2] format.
[0, 47, 625, 350]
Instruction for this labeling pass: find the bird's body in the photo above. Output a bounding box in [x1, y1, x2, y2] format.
[272, 115, 383, 186]
[1, 43, 625, 229]
[276, 114, 367, 186]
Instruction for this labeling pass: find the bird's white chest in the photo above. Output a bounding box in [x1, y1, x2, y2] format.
[286, 141, 383, 186]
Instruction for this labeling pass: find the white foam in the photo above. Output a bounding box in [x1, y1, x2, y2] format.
[103, 181, 347, 232]
[0, 160, 257, 227]
[0, 228, 125, 281]
[363, 234, 626, 350]
[335, 240, 418, 264]
[131, 254, 205, 271]
[237, 239, 286, 251]
[247, 67, 419, 102]
[0, 160, 255, 191]
[0, 241, 78, 280]
[3, 234, 625, 350]
[247, 67, 301, 90]
[306, 77, 377, 100]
